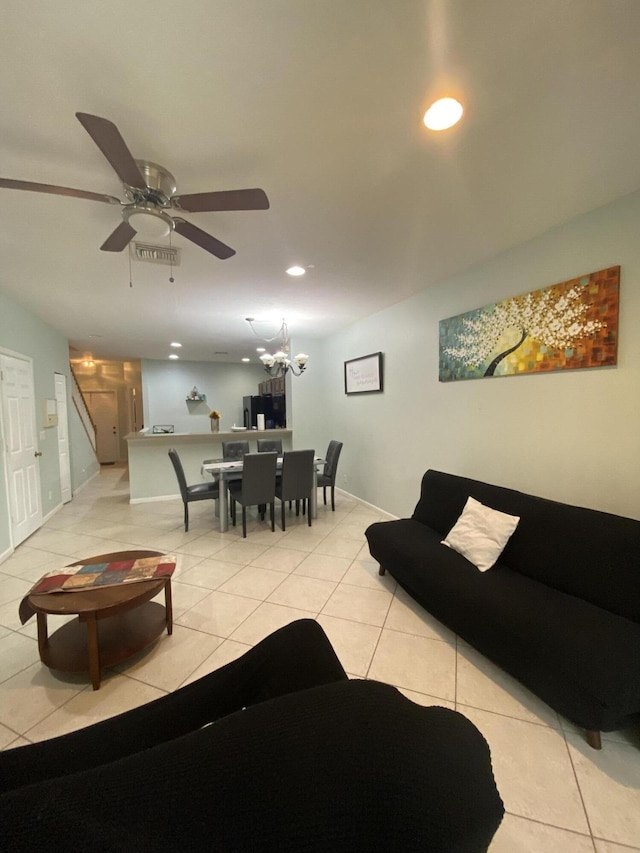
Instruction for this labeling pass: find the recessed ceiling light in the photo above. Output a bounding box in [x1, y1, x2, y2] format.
[256, 347, 266, 353]
[423, 97, 464, 131]
[286, 265, 305, 276]
[169, 354, 179, 360]
[242, 358, 250, 362]
[170, 342, 182, 348]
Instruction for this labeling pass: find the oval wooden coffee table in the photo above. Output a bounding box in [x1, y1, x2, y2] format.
[27, 550, 173, 690]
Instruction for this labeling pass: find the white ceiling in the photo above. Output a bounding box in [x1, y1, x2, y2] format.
[2, 0, 640, 363]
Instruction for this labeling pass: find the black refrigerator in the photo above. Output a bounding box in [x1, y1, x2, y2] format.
[242, 395, 286, 429]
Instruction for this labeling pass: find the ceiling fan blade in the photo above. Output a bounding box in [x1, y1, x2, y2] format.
[76, 113, 146, 190]
[173, 218, 236, 259]
[173, 188, 269, 213]
[0, 177, 120, 204]
[100, 221, 137, 252]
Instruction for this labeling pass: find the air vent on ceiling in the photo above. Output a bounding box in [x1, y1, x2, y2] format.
[131, 242, 181, 266]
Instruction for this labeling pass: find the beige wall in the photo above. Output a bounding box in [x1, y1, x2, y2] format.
[292, 189, 640, 521]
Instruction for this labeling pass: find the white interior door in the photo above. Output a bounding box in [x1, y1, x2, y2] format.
[54, 373, 72, 502]
[0, 353, 43, 545]
[86, 391, 119, 463]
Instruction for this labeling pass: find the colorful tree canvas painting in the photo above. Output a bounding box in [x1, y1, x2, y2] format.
[439, 266, 619, 382]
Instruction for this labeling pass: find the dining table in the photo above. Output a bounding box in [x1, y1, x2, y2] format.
[201, 456, 325, 533]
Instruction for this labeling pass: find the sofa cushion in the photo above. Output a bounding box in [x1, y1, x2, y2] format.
[411, 470, 640, 623]
[442, 496, 520, 571]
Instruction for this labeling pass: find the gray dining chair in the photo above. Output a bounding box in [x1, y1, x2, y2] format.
[275, 450, 315, 531]
[222, 440, 250, 460]
[257, 439, 283, 454]
[228, 452, 278, 538]
[317, 440, 343, 511]
[256, 438, 283, 514]
[168, 449, 220, 532]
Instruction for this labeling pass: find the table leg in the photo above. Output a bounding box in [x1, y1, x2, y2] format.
[310, 466, 318, 519]
[164, 578, 173, 635]
[219, 474, 229, 533]
[36, 611, 49, 660]
[85, 613, 101, 690]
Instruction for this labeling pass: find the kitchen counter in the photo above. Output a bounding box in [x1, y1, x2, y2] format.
[125, 429, 292, 502]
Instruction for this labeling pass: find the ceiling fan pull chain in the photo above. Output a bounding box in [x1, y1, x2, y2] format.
[168, 230, 175, 283]
[128, 244, 133, 288]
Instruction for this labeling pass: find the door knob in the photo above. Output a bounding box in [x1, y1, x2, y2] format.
[34, 451, 43, 457]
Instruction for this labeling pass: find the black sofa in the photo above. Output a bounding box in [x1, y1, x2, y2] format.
[365, 470, 640, 749]
[1, 619, 504, 851]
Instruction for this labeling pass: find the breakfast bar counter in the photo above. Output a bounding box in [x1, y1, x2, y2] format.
[125, 429, 292, 502]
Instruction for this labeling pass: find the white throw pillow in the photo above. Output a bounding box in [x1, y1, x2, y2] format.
[441, 496, 520, 572]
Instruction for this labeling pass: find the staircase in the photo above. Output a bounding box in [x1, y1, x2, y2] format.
[70, 364, 97, 452]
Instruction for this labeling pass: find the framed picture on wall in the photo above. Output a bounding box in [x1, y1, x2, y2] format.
[344, 352, 383, 394]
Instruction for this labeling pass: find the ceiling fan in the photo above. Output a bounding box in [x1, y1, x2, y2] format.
[0, 112, 270, 259]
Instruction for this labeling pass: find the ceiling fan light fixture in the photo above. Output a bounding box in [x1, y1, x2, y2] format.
[423, 97, 464, 131]
[286, 265, 305, 276]
[124, 206, 173, 239]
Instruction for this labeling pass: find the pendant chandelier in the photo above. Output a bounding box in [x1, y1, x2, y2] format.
[245, 317, 309, 377]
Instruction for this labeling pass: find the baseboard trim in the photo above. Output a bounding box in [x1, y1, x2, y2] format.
[0, 545, 14, 566]
[334, 487, 397, 520]
[72, 468, 100, 496]
[41, 502, 63, 525]
[130, 493, 180, 505]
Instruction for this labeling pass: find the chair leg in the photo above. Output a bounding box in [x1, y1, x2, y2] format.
[281, 501, 286, 532]
[242, 507, 247, 539]
[295, 500, 300, 517]
[302, 499, 306, 516]
[323, 486, 327, 505]
[231, 497, 236, 526]
[307, 502, 312, 526]
[331, 486, 335, 511]
[270, 501, 275, 532]
[184, 503, 189, 532]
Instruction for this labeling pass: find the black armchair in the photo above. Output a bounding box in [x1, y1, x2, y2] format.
[275, 449, 315, 531]
[317, 440, 343, 511]
[228, 452, 278, 538]
[0, 620, 504, 852]
[168, 449, 220, 532]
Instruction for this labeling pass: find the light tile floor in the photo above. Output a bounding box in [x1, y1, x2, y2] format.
[1, 464, 639, 851]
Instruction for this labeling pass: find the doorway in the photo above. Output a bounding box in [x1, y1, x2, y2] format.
[86, 390, 119, 464]
[0, 352, 43, 545]
[54, 373, 72, 502]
